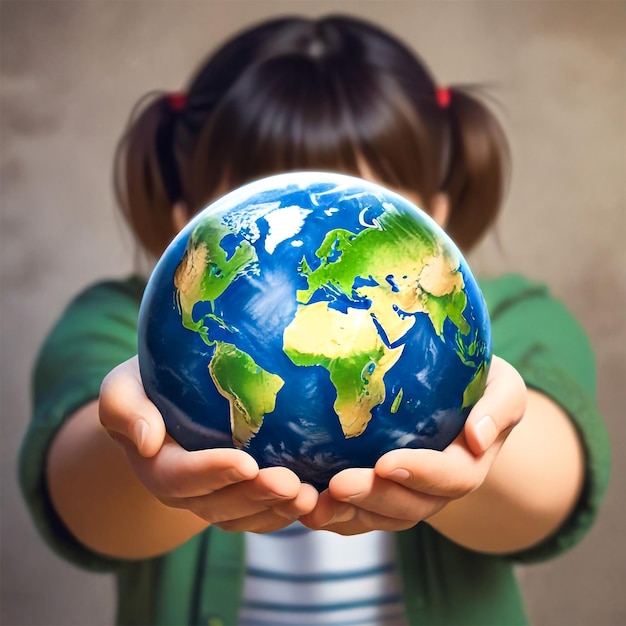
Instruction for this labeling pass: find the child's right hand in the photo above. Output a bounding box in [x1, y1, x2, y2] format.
[99, 357, 318, 534]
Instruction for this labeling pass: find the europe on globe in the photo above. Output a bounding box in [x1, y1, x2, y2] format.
[138, 172, 492, 490]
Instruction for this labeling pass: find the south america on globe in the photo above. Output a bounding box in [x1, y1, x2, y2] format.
[138, 172, 492, 490]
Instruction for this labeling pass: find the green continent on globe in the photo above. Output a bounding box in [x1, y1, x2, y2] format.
[296, 210, 469, 340]
[174, 214, 256, 341]
[172, 203, 486, 449]
[285, 207, 475, 438]
[174, 216, 284, 448]
[462, 360, 489, 410]
[283, 302, 404, 437]
[454, 328, 491, 409]
[210, 342, 284, 447]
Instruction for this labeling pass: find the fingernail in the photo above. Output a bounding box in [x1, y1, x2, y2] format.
[226, 468, 250, 482]
[133, 419, 149, 450]
[386, 468, 411, 481]
[475, 415, 497, 451]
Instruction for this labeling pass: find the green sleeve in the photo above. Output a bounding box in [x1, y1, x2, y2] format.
[480, 273, 611, 563]
[18, 276, 146, 571]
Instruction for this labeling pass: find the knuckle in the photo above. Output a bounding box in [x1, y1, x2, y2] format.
[99, 368, 122, 404]
[97, 391, 115, 426]
[98, 378, 127, 428]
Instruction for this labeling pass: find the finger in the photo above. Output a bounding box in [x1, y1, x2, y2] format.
[330, 467, 445, 519]
[301, 487, 416, 534]
[99, 356, 166, 457]
[299, 490, 357, 529]
[375, 446, 485, 499]
[327, 510, 418, 535]
[215, 509, 299, 534]
[129, 443, 259, 499]
[217, 483, 320, 532]
[376, 356, 527, 496]
[184, 466, 302, 524]
[463, 355, 527, 455]
[272, 482, 320, 520]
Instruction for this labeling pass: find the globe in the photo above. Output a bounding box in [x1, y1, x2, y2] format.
[138, 172, 492, 490]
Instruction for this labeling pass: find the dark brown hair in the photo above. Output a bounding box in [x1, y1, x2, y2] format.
[114, 15, 510, 256]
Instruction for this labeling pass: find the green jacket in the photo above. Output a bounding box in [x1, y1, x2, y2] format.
[19, 274, 610, 625]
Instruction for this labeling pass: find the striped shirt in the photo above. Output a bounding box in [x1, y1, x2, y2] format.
[239, 523, 407, 626]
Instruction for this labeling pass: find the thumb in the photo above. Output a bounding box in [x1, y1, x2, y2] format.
[463, 355, 527, 456]
[99, 356, 167, 458]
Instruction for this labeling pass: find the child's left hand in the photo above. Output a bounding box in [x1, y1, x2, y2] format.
[299, 355, 527, 535]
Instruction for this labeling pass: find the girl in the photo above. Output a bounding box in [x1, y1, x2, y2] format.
[20, 15, 609, 626]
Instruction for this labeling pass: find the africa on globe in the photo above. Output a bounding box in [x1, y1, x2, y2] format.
[138, 172, 492, 490]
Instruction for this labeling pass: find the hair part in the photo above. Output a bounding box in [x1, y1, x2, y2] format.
[114, 15, 510, 256]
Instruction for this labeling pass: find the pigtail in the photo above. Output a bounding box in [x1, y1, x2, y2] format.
[113, 92, 180, 257]
[439, 88, 511, 251]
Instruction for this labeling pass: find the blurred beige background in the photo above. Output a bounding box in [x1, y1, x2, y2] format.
[1, 1, 624, 625]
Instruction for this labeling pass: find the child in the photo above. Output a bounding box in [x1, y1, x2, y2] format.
[20, 14, 610, 626]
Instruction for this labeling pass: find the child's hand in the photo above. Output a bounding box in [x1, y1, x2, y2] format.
[299, 356, 526, 535]
[100, 357, 318, 533]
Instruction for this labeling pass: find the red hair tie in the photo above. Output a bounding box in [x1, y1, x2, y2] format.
[167, 91, 187, 112]
[436, 87, 451, 109]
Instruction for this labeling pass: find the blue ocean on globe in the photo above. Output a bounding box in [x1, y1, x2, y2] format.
[138, 172, 492, 490]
